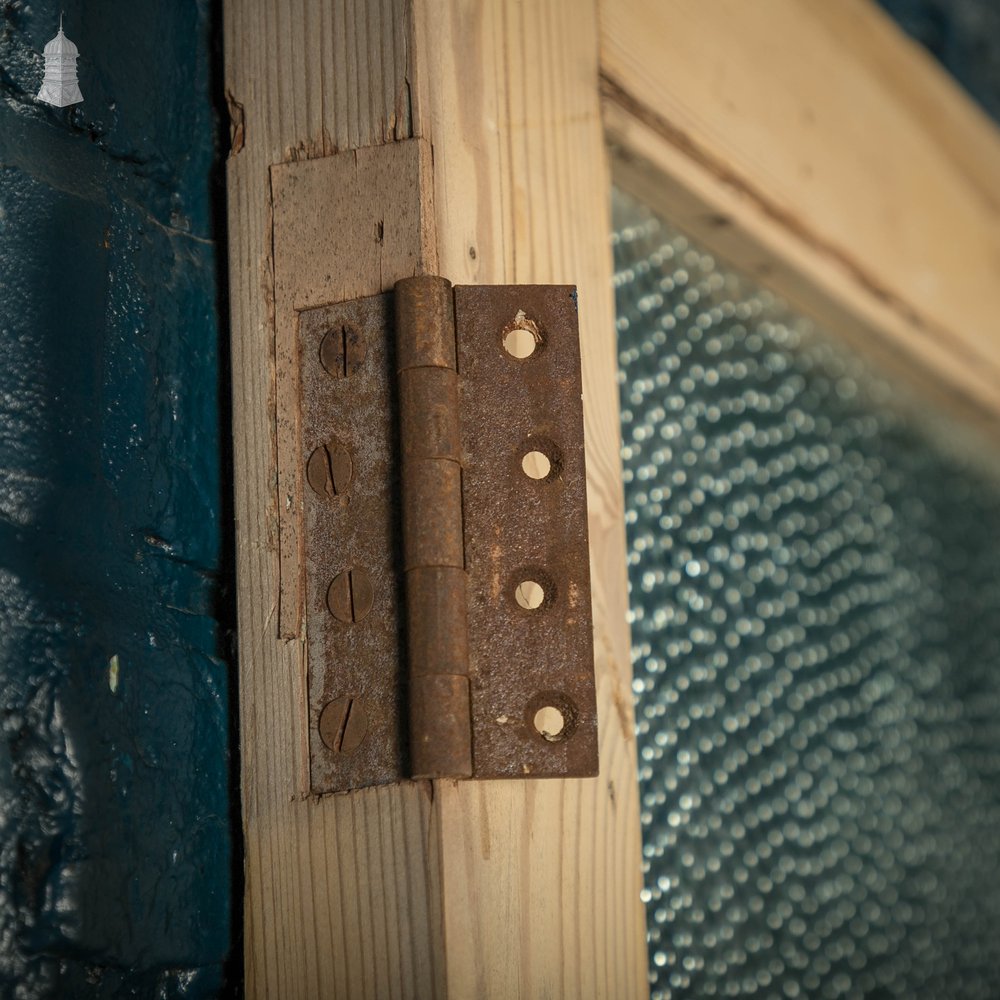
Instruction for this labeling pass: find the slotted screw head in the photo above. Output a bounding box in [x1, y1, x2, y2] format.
[320, 324, 366, 378]
[319, 696, 369, 754]
[306, 440, 353, 498]
[326, 567, 374, 623]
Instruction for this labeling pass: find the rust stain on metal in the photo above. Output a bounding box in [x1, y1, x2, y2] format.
[320, 322, 367, 378]
[456, 284, 598, 780]
[298, 279, 597, 793]
[395, 276, 473, 779]
[319, 696, 370, 754]
[326, 568, 375, 623]
[299, 292, 404, 792]
[306, 439, 353, 498]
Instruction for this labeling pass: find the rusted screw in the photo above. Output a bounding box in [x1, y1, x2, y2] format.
[306, 440, 353, 498]
[319, 696, 369, 753]
[327, 567, 374, 623]
[320, 324, 366, 378]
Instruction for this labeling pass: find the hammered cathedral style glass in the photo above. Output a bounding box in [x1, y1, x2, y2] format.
[614, 188, 1000, 1000]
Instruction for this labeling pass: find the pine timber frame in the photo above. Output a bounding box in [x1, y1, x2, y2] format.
[223, 1, 1000, 996]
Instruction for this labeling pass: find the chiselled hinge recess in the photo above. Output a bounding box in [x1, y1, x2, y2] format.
[298, 275, 597, 793]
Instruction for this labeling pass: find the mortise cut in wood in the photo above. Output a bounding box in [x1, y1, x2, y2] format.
[273, 148, 599, 794]
[271, 139, 437, 639]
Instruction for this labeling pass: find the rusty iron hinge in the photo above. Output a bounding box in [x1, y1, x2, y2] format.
[298, 275, 597, 793]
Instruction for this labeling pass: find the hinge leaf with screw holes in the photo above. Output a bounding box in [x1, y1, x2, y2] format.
[298, 275, 597, 792]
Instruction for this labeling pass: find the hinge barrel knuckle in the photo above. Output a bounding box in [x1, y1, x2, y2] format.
[401, 459, 464, 569]
[395, 274, 457, 370]
[398, 368, 462, 460]
[395, 275, 473, 779]
[410, 674, 474, 779]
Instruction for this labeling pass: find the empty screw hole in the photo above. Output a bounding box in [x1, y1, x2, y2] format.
[521, 450, 551, 480]
[503, 326, 539, 359]
[533, 706, 566, 742]
[515, 579, 545, 610]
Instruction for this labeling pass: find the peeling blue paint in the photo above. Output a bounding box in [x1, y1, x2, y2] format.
[0, 1, 231, 996]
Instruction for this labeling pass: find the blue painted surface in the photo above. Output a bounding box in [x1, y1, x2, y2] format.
[0, 1, 232, 996]
[879, 0, 1000, 122]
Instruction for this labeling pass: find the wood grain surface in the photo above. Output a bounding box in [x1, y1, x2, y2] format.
[602, 0, 1000, 431]
[225, 0, 646, 996]
[411, 0, 646, 995]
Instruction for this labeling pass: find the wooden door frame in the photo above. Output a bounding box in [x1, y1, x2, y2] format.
[224, 2, 1000, 996]
[602, 0, 1000, 433]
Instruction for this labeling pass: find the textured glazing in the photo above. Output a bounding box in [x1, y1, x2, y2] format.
[614, 188, 1000, 999]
